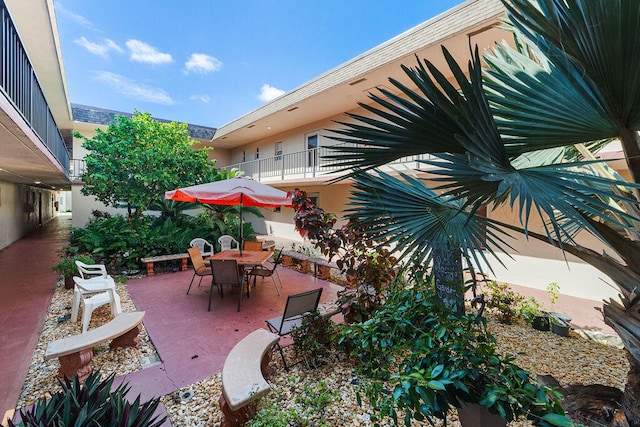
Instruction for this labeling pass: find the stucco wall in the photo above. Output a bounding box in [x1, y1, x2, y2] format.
[0, 180, 59, 250]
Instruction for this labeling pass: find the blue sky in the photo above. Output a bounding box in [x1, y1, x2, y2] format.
[55, 1, 461, 128]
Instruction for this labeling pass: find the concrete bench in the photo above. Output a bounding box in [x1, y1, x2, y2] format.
[140, 253, 189, 276]
[219, 328, 280, 427]
[44, 311, 145, 381]
[307, 257, 338, 280]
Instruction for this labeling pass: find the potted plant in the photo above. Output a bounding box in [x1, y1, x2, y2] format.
[519, 296, 550, 331]
[546, 282, 572, 335]
[550, 314, 571, 337]
[52, 254, 95, 289]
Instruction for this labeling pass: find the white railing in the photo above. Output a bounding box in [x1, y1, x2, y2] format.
[221, 143, 433, 181]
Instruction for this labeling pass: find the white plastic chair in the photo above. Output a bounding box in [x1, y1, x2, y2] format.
[190, 238, 214, 257]
[218, 235, 240, 251]
[71, 276, 122, 333]
[75, 260, 115, 286]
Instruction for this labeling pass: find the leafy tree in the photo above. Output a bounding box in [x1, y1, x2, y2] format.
[77, 111, 218, 219]
[327, 0, 640, 424]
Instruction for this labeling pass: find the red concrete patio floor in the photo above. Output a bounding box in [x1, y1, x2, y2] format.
[0, 215, 615, 426]
[116, 260, 343, 404]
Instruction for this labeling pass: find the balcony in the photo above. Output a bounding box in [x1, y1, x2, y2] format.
[70, 144, 433, 183]
[0, 1, 70, 175]
[220, 144, 433, 183]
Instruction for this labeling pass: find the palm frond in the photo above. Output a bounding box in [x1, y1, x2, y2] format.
[501, 0, 640, 130]
[484, 39, 617, 151]
[421, 153, 640, 244]
[345, 170, 515, 274]
[325, 45, 503, 177]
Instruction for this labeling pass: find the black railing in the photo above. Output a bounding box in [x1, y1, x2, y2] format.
[0, 1, 70, 174]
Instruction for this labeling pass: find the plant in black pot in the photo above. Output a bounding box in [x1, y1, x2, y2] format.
[340, 284, 571, 427]
[51, 254, 95, 289]
[520, 296, 550, 331]
[546, 282, 572, 336]
[550, 314, 571, 337]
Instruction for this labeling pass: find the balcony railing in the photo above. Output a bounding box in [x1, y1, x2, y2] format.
[220, 143, 433, 181]
[0, 0, 70, 174]
[70, 144, 432, 182]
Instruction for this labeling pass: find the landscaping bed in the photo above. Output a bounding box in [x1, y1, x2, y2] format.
[160, 314, 627, 426]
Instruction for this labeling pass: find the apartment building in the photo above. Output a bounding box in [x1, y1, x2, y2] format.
[203, 0, 620, 299]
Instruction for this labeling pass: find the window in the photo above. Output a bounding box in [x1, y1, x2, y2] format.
[256, 147, 260, 160]
[275, 141, 282, 160]
[306, 133, 319, 168]
[241, 151, 246, 162]
[308, 192, 319, 207]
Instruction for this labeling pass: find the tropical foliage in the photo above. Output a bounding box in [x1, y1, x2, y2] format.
[9, 371, 165, 427]
[325, 0, 640, 423]
[77, 111, 218, 218]
[290, 188, 397, 321]
[339, 281, 569, 426]
[69, 209, 250, 271]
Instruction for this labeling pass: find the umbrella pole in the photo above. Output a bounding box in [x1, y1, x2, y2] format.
[239, 195, 243, 256]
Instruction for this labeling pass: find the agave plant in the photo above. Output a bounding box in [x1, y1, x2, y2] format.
[9, 371, 166, 427]
[326, 0, 640, 424]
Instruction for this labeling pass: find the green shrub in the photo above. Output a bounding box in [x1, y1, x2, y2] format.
[9, 371, 166, 427]
[291, 311, 337, 368]
[51, 254, 95, 279]
[338, 283, 570, 426]
[484, 281, 525, 324]
[70, 210, 254, 271]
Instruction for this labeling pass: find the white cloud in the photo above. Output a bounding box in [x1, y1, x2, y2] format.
[55, 3, 95, 30]
[95, 71, 175, 105]
[125, 40, 173, 65]
[190, 94, 211, 103]
[258, 84, 285, 102]
[74, 37, 123, 59]
[184, 54, 222, 74]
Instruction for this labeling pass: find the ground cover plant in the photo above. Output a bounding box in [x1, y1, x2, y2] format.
[338, 279, 570, 427]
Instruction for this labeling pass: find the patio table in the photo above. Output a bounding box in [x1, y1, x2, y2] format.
[207, 250, 275, 310]
[208, 249, 273, 273]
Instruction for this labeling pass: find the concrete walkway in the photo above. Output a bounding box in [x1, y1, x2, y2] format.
[0, 213, 71, 424]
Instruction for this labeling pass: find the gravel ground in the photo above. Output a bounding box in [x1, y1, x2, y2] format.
[16, 281, 156, 410]
[160, 315, 628, 427]
[17, 282, 629, 426]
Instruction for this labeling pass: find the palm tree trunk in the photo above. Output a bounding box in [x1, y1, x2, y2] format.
[432, 242, 465, 316]
[624, 359, 640, 427]
[618, 126, 640, 200]
[603, 299, 640, 427]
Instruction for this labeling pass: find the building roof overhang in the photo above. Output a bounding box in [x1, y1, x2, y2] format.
[212, 0, 507, 149]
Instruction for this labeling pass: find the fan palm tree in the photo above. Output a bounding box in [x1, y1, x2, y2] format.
[326, 0, 640, 424]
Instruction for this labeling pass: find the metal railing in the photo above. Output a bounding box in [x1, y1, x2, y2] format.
[70, 158, 86, 180]
[220, 143, 433, 181]
[0, 0, 70, 174]
[71, 144, 433, 182]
